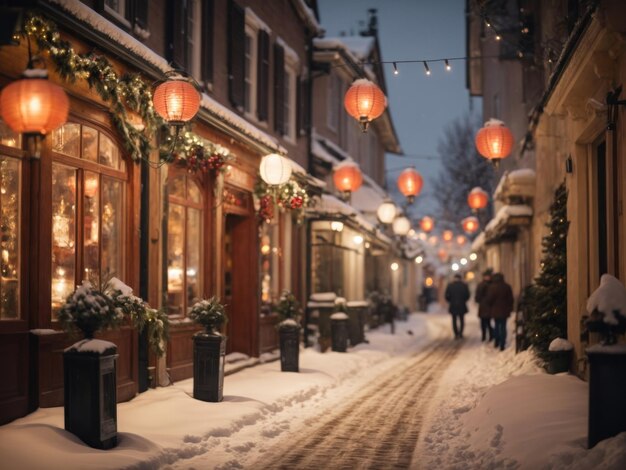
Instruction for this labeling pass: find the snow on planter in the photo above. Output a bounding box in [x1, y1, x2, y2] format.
[586, 274, 626, 326]
[330, 312, 349, 320]
[309, 292, 337, 302]
[65, 338, 117, 354]
[548, 338, 574, 352]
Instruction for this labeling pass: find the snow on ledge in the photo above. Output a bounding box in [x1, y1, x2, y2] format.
[485, 204, 533, 233]
[470, 231, 485, 252]
[65, 338, 117, 354]
[549, 338, 574, 351]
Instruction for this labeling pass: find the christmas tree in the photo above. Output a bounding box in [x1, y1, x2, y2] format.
[524, 182, 569, 361]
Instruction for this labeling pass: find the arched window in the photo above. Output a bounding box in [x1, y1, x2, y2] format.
[50, 122, 127, 316]
[166, 171, 204, 316]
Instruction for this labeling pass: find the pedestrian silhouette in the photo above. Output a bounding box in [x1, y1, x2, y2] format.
[475, 269, 494, 341]
[444, 273, 470, 339]
[484, 272, 514, 351]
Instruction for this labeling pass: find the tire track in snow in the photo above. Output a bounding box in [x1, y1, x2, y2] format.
[250, 339, 462, 469]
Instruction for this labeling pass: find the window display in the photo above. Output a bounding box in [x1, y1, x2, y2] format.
[0, 156, 20, 319]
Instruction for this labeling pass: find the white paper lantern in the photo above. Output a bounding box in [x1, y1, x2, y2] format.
[392, 216, 411, 236]
[376, 200, 397, 224]
[259, 153, 292, 186]
[330, 221, 344, 232]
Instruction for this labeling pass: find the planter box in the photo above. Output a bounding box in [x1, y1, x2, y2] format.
[193, 333, 226, 402]
[279, 325, 300, 372]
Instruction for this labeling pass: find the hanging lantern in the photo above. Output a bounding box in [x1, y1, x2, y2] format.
[330, 221, 344, 232]
[376, 199, 397, 225]
[343, 78, 387, 132]
[333, 160, 363, 197]
[420, 216, 435, 233]
[396, 168, 423, 204]
[475, 118, 514, 166]
[153, 76, 200, 126]
[392, 216, 411, 236]
[442, 230, 454, 242]
[438, 249, 448, 262]
[467, 187, 489, 212]
[259, 153, 292, 186]
[0, 68, 69, 135]
[456, 235, 467, 245]
[462, 216, 480, 234]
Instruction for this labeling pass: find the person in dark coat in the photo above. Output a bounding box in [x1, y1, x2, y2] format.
[444, 273, 470, 339]
[484, 272, 514, 351]
[475, 269, 493, 341]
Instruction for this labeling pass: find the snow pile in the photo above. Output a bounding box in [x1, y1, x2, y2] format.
[65, 338, 117, 354]
[508, 168, 536, 184]
[330, 312, 349, 320]
[485, 204, 533, 233]
[309, 292, 337, 302]
[549, 337, 574, 351]
[586, 274, 626, 325]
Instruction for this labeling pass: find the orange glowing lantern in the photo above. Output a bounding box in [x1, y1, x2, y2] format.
[442, 230, 454, 242]
[462, 216, 480, 234]
[397, 168, 423, 204]
[343, 78, 387, 132]
[333, 160, 363, 197]
[0, 68, 69, 135]
[420, 216, 435, 233]
[153, 76, 200, 126]
[475, 119, 513, 166]
[456, 235, 467, 245]
[467, 187, 489, 212]
[438, 249, 448, 262]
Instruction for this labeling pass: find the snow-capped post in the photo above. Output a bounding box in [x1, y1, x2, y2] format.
[59, 281, 123, 450]
[306, 292, 337, 351]
[189, 297, 228, 402]
[584, 274, 626, 449]
[274, 290, 302, 372]
[546, 338, 573, 374]
[331, 298, 349, 352]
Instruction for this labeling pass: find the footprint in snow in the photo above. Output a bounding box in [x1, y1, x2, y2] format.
[490, 424, 504, 448]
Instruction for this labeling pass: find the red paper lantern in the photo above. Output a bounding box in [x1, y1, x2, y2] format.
[467, 187, 489, 212]
[475, 119, 513, 166]
[442, 230, 454, 242]
[462, 216, 480, 234]
[456, 235, 467, 245]
[0, 69, 69, 135]
[397, 168, 423, 204]
[420, 216, 435, 233]
[153, 77, 200, 125]
[333, 160, 363, 195]
[438, 249, 448, 262]
[344, 79, 387, 132]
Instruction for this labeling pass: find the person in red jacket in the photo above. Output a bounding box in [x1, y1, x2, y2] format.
[484, 272, 514, 351]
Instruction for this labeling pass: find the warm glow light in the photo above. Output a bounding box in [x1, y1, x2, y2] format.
[469, 252, 478, 261]
[420, 216, 435, 233]
[438, 249, 448, 261]
[344, 78, 387, 131]
[330, 221, 344, 232]
[333, 160, 363, 194]
[391, 262, 399, 271]
[377, 200, 397, 224]
[475, 119, 513, 164]
[460, 258, 468, 265]
[456, 235, 466, 245]
[466, 271, 475, 281]
[451, 263, 460, 271]
[429, 235, 438, 245]
[467, 187, 489, 211]
[0, 70, 69, 135]
[462, 216, 480, 234]
[415, 255, 423, 264]
[397, 168, 423, 203]
[153, 78, 200, 125]
[260, 153, 292, 186]
[392, 216, 411, 236]
[425, 277, 434, 287]
[353, 235, 364, 245]
[442, 230, 454, 242]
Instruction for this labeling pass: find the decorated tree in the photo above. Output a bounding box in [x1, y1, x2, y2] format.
[524, 182, 569, 360]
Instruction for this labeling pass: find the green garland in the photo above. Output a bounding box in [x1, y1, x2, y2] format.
[254, 177, 310, 224]
[20, 14, 235, 167]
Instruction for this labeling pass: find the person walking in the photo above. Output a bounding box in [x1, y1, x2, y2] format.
[484, 272, 514, 351]
[475, 269, 493, 342]
[444, 273, 470, 339]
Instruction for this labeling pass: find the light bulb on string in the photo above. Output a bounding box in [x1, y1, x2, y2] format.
[423, 61, 431, 76]
[393, 62, 399, 75]
[445, 59, 451, 71]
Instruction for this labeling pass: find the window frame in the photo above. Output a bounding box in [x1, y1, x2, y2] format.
[243, 24, 258, 118]
[187, 0, 203, 82]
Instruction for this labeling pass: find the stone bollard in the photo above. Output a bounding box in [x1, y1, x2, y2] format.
[193, 331, 226, 402]
[64, 339, 118, 450]
[331, 312, 349, 352]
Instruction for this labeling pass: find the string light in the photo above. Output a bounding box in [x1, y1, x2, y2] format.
[445, 59, 451, 71]
[393, 62, 399, 75]
[423, 61, 430, 76]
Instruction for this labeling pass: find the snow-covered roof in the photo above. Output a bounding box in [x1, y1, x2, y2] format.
[313, 38, 377, 82]
[484, 204, 533, 234]
[311, 138, 340, 165]
[289, 159, 326, 188]
[494, 169, 536, 200]
[324, 36, 375, 60]
[508, 168, 536, 184]
[471, 232, 486, 252]
[50, 0, 285, 154]
[291, 0, 324, 35]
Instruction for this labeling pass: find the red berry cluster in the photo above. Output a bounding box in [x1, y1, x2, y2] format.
[290, 196, 304, 209]
[207, 153, 225, 170]
[259, 195, 274, 221]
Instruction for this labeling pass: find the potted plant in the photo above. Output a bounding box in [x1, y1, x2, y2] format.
[189, 297, 228, 402]
[274, 290, 302, 372]
[584, 274, 626, 448]
[59, 280, 122, 450]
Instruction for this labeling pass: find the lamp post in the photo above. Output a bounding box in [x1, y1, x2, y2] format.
[343, 78, 387, 132]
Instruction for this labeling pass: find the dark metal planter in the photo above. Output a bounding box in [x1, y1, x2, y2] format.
[331, 316, 348, 352]
[279, 324, 300, 372]
[193, 332, 226, 402]
[546, 350, 571, 374]
[346, 305, 365, 346]
[587, 348, 626, 448]
[64, 341, 118, 450]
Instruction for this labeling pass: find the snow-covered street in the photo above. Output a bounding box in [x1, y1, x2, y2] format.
[1, 310, 625, 470]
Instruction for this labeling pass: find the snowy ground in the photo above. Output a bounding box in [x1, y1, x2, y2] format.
[1, 308, 625, 470]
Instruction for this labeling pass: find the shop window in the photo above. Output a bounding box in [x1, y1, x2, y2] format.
[260, 221, 280, 306]
[0, 155, 21, 320]
[166, 172, 204, 316]
[50, 123, 127, 317]
[596, 140, 607, 278]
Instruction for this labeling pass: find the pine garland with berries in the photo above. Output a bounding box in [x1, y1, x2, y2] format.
[254, 177, 309, 224]
[523, 181, 569, 361]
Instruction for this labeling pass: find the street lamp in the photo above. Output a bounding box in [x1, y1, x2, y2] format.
[475, 118, 513, 167]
